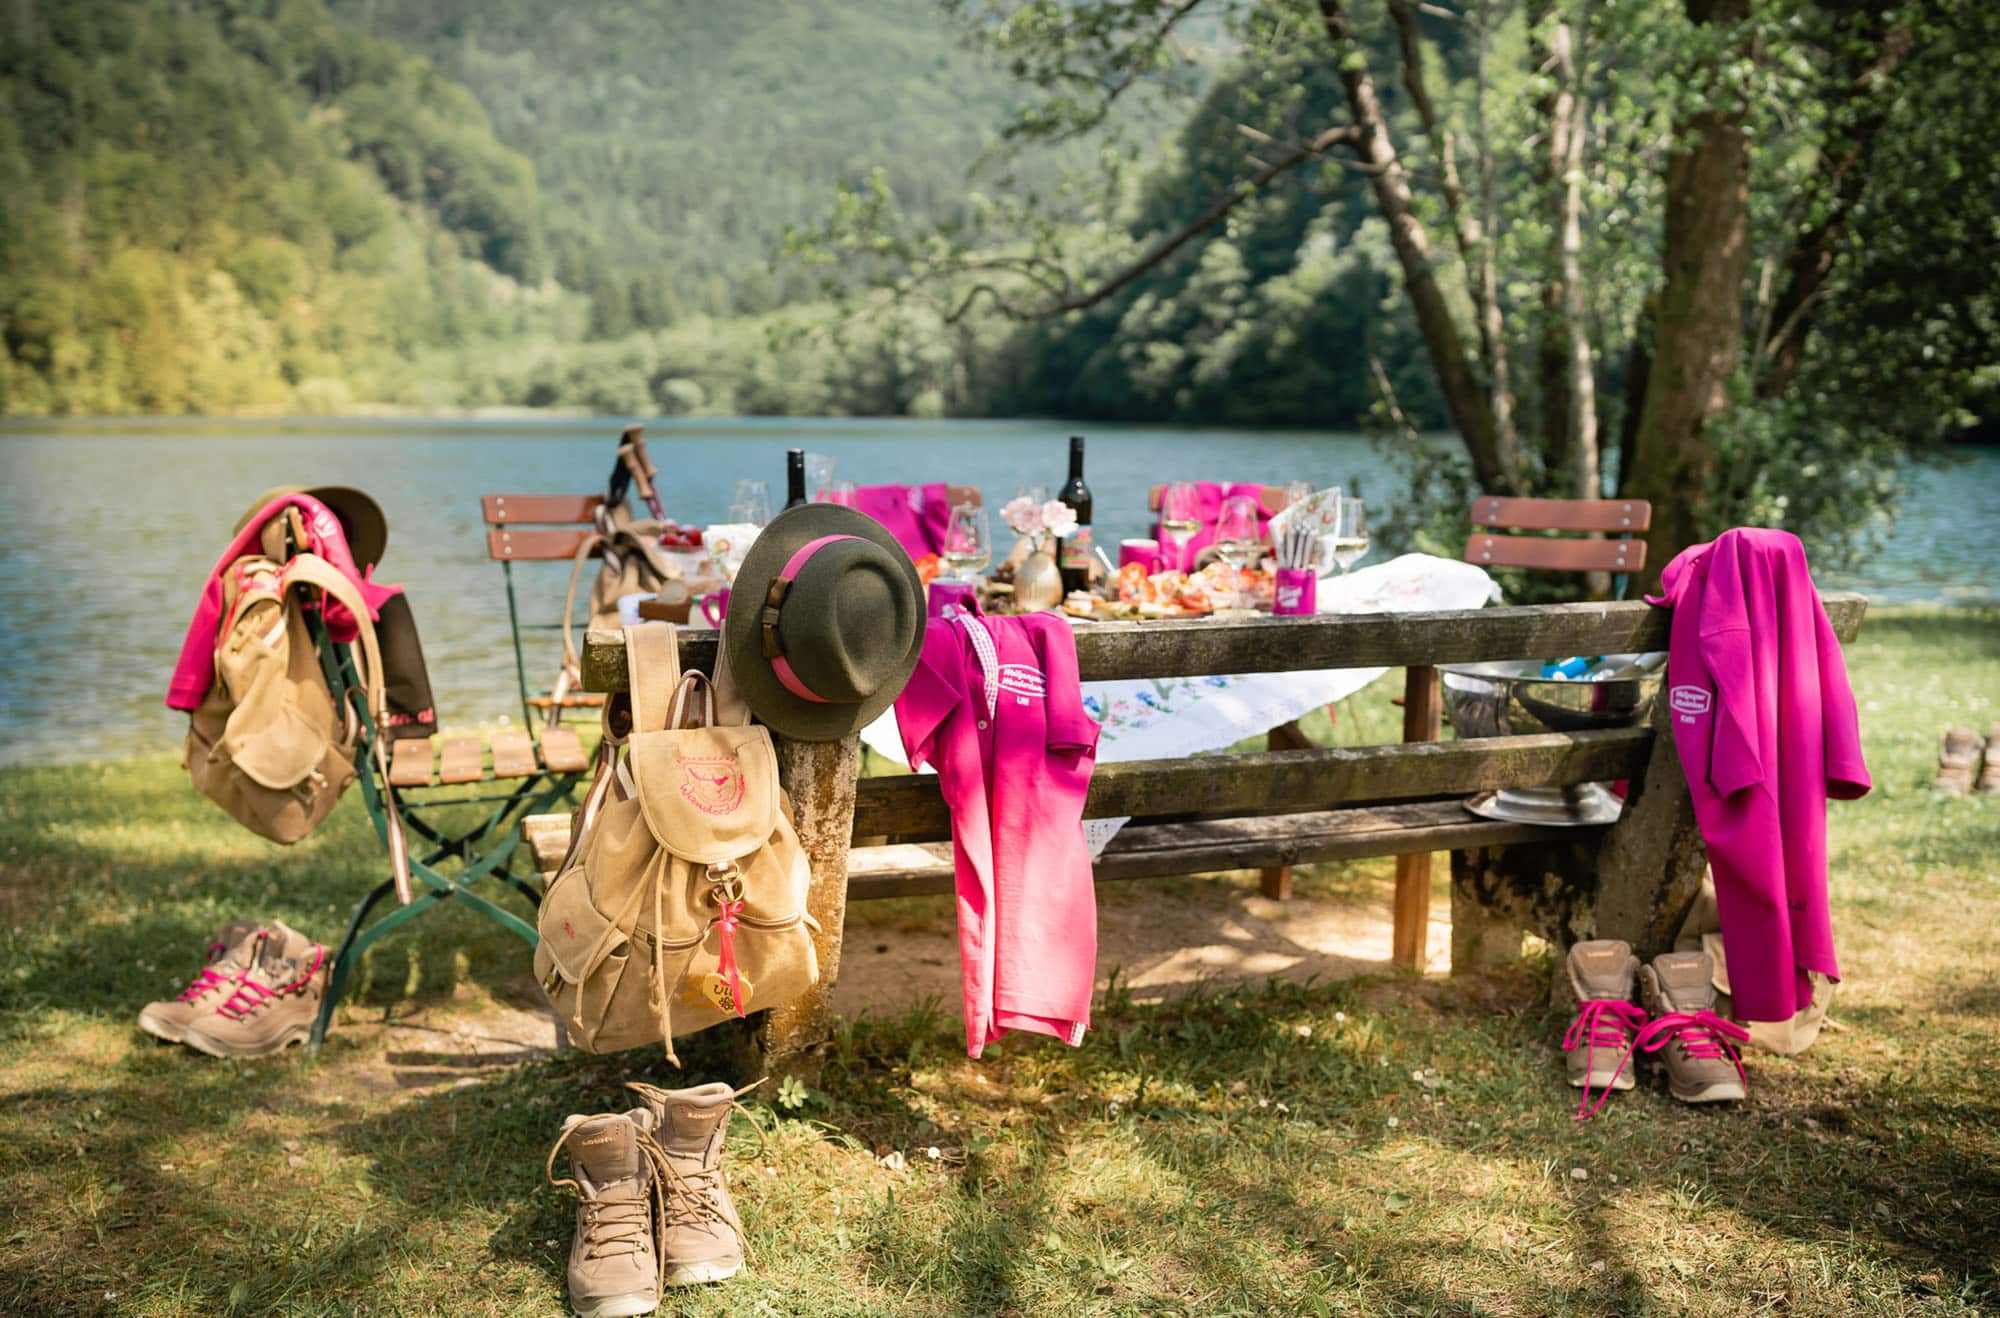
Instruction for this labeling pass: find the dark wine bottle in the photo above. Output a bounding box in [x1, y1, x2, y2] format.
[784, 448, 807, 510]
[1057, 434, 1094, 593]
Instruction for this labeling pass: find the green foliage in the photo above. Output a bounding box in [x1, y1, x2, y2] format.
[0, 0, 555, 415]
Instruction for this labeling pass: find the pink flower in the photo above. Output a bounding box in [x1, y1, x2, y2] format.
[1001, 496, 1043, 536]
[1040, 500, 1077, 538]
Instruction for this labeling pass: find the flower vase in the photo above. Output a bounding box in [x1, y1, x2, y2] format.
[1013, 549, 1064, 612]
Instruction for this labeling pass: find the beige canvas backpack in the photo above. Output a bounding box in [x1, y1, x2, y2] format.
[535, 623, 818, 1061]
[183, 529, 412, 901]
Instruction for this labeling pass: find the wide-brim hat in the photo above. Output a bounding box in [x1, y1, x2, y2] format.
[233, 485, 389, 570]
[724, 504, 925, 742]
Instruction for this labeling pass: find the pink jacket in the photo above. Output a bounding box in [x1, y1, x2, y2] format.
[849, 483, 952, 560]
[166, 493, 400, 711]
[1651, 528, 1869, 1021]
[895, 607, 1100, 1057]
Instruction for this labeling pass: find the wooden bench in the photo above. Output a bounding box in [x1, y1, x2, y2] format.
[578, 593, 1868, 1060]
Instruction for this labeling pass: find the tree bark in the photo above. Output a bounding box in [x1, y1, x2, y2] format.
[1318, 0, 1514, 494]
[1534, 0, 1575, 487]
[1626, 0, 1753, 577]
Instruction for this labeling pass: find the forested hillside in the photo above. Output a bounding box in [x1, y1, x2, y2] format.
[0, 0, 559, 414]
[325, 0, 1058, 331]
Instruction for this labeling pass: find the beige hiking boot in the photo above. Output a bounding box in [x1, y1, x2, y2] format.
[138, 919, 261, 1043]
[1562, 939, 1647, 1120]
[181, 921, 328, 1058]
[1637, 951, 1750, 1104]
[547, 1110, 665, 1318]
[627, 1081, 758, 1285]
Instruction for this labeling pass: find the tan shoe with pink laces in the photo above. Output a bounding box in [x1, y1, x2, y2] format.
[137, 919, 261, 1043]
[1562, 939, 1647, 1120]
[1637, 951, 1750, 1103]
[181, 921, 328, 1058]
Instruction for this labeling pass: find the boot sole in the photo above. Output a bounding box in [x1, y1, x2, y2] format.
[664, 1258, 743, 1286]
[572, 1294, 658, 1318]
[1568, 1072, 1635, 1091]
[137, 1009, 188, 1044]
[182, 1020, 314, 1059]
[1671, 1080, 1746, 1104]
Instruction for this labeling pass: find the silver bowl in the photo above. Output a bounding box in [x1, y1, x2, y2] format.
[1439, 654, 1665, 826]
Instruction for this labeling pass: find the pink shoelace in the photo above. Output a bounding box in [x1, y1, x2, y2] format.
[216, 942, 325, 1021]
[1632, 1008, 1750, 1086]
[1562, 998, 1649, 1120]
[174, 939, 244, 1003]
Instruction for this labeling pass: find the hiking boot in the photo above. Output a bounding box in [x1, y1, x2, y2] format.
[627, 1081, 756, 1285]
[181, 921, 327, 1058]
[1933, 726, 1981, 796]
[1637, 951, 1750, 1104]
[137, 919, 261, 1043]
[547, 1110, 663, 1318]
[1978, 723, 2000, 795]
[1562, 939, 1647, 1120]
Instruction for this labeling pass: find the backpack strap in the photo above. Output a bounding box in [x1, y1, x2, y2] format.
[623, 623, 683, 736]
[708, 618, 753, 728]
[558, 521, 610, 703]
[281, 554, 415, 906]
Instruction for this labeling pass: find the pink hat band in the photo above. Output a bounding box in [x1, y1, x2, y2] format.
[761, 534, 864, 705]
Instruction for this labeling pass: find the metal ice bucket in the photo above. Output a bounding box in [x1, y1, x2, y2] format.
[1438, 654, 1666, 826]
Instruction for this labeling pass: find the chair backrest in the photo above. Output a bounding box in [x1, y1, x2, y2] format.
[1146, 483, 1288, 516]
[482, 494, 606, 562]
[1463, 496, 1651, 578]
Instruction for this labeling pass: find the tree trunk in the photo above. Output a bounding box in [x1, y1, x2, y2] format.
[1535, 0, 1575, 487]
[1317, 0, 1513, 494]
[1626, 0, 1753, 577]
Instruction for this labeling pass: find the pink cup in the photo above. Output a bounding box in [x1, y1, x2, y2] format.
[697, 588, 730, 629]
[928, 579, 979, 618]
[1119, 538, 1161, 574]
[1273, 567, 1317, 616]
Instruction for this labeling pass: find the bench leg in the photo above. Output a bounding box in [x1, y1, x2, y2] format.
[1390, 667, 1442, 968]
[755, 732, 861, 1079]
[1259, 721, 1314, 900]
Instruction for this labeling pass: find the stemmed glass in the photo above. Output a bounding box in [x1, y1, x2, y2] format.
[1213, 494, 1263, 611]
[1160, 480, 1201, 573]
[817, 479, 857, 507]
[1328, 498, 1369, 575]
[729, 479, 772, 528]
[806, 452, 837, 502]
[942, 501, 991, 581]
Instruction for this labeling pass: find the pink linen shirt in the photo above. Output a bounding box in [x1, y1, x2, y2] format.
[849, 483, 952, 560]
[894, 608, 1101, 1057]
[1651, 529, 1870, 1022]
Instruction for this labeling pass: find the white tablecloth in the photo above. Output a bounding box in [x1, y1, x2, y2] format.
[860, 552, 1501, 853]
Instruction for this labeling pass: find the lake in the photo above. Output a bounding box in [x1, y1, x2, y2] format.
[2, 416, 1994, 767]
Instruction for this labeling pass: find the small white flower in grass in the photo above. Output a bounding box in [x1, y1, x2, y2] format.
[1334, 1011, 1347, 1023]
[159, 1164, 175, 1172]
[1386, 1116, 1400, 1129]
[1040, 501, 1077, 539]
[925, 1146, 942, 1161]
[1295, 1025, 1313, 1038]
[104, 1294, 116, 1302]
[1107, 1101, 1122, 1117]
[1001, 497, 1043, 536]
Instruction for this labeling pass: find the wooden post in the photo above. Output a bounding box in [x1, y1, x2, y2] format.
[751, 732, 861, 1080]
[1259, 720, 1314, 899]
[1391, 666, 1442, 968]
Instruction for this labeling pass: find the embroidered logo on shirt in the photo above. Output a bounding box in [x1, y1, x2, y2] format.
[1669, 685, 1712, 717]
[997, 664, 1046, 703]
[679, 754, 746, 815]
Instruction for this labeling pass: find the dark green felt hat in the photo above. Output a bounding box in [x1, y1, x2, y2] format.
[723, 503, 925, 742]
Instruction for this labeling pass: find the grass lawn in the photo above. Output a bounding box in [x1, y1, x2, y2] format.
[1, 607, 1996, 1315]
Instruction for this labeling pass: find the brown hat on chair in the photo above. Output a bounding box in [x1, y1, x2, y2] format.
[232, 485, 389, 570]
[723, 504, 924, 742]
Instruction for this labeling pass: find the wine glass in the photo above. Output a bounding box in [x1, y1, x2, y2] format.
[1328, 498, 1369, 575]
[729, 479, 772, 528]
[817, 479, 857, 507]
[806, 452, 837, 502]
[942, 501, 991, 581]
[1014, 483, 1049, 506]
[1213, 493, 1262, 611]
[1160, 480, 1201, 573]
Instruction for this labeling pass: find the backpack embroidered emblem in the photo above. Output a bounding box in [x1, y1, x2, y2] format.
[679, 754, 746, 815]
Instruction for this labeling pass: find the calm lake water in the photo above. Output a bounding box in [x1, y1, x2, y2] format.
[2, 416, 1993, 767]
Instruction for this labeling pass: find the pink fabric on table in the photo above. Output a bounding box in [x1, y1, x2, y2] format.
[848, 483, 953, 559]
[894, 605, 1101, 1058]
[1649, 528, 1869, 1023]
[166, 493, 401, 711]
[1153, 481, 1271, 571]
